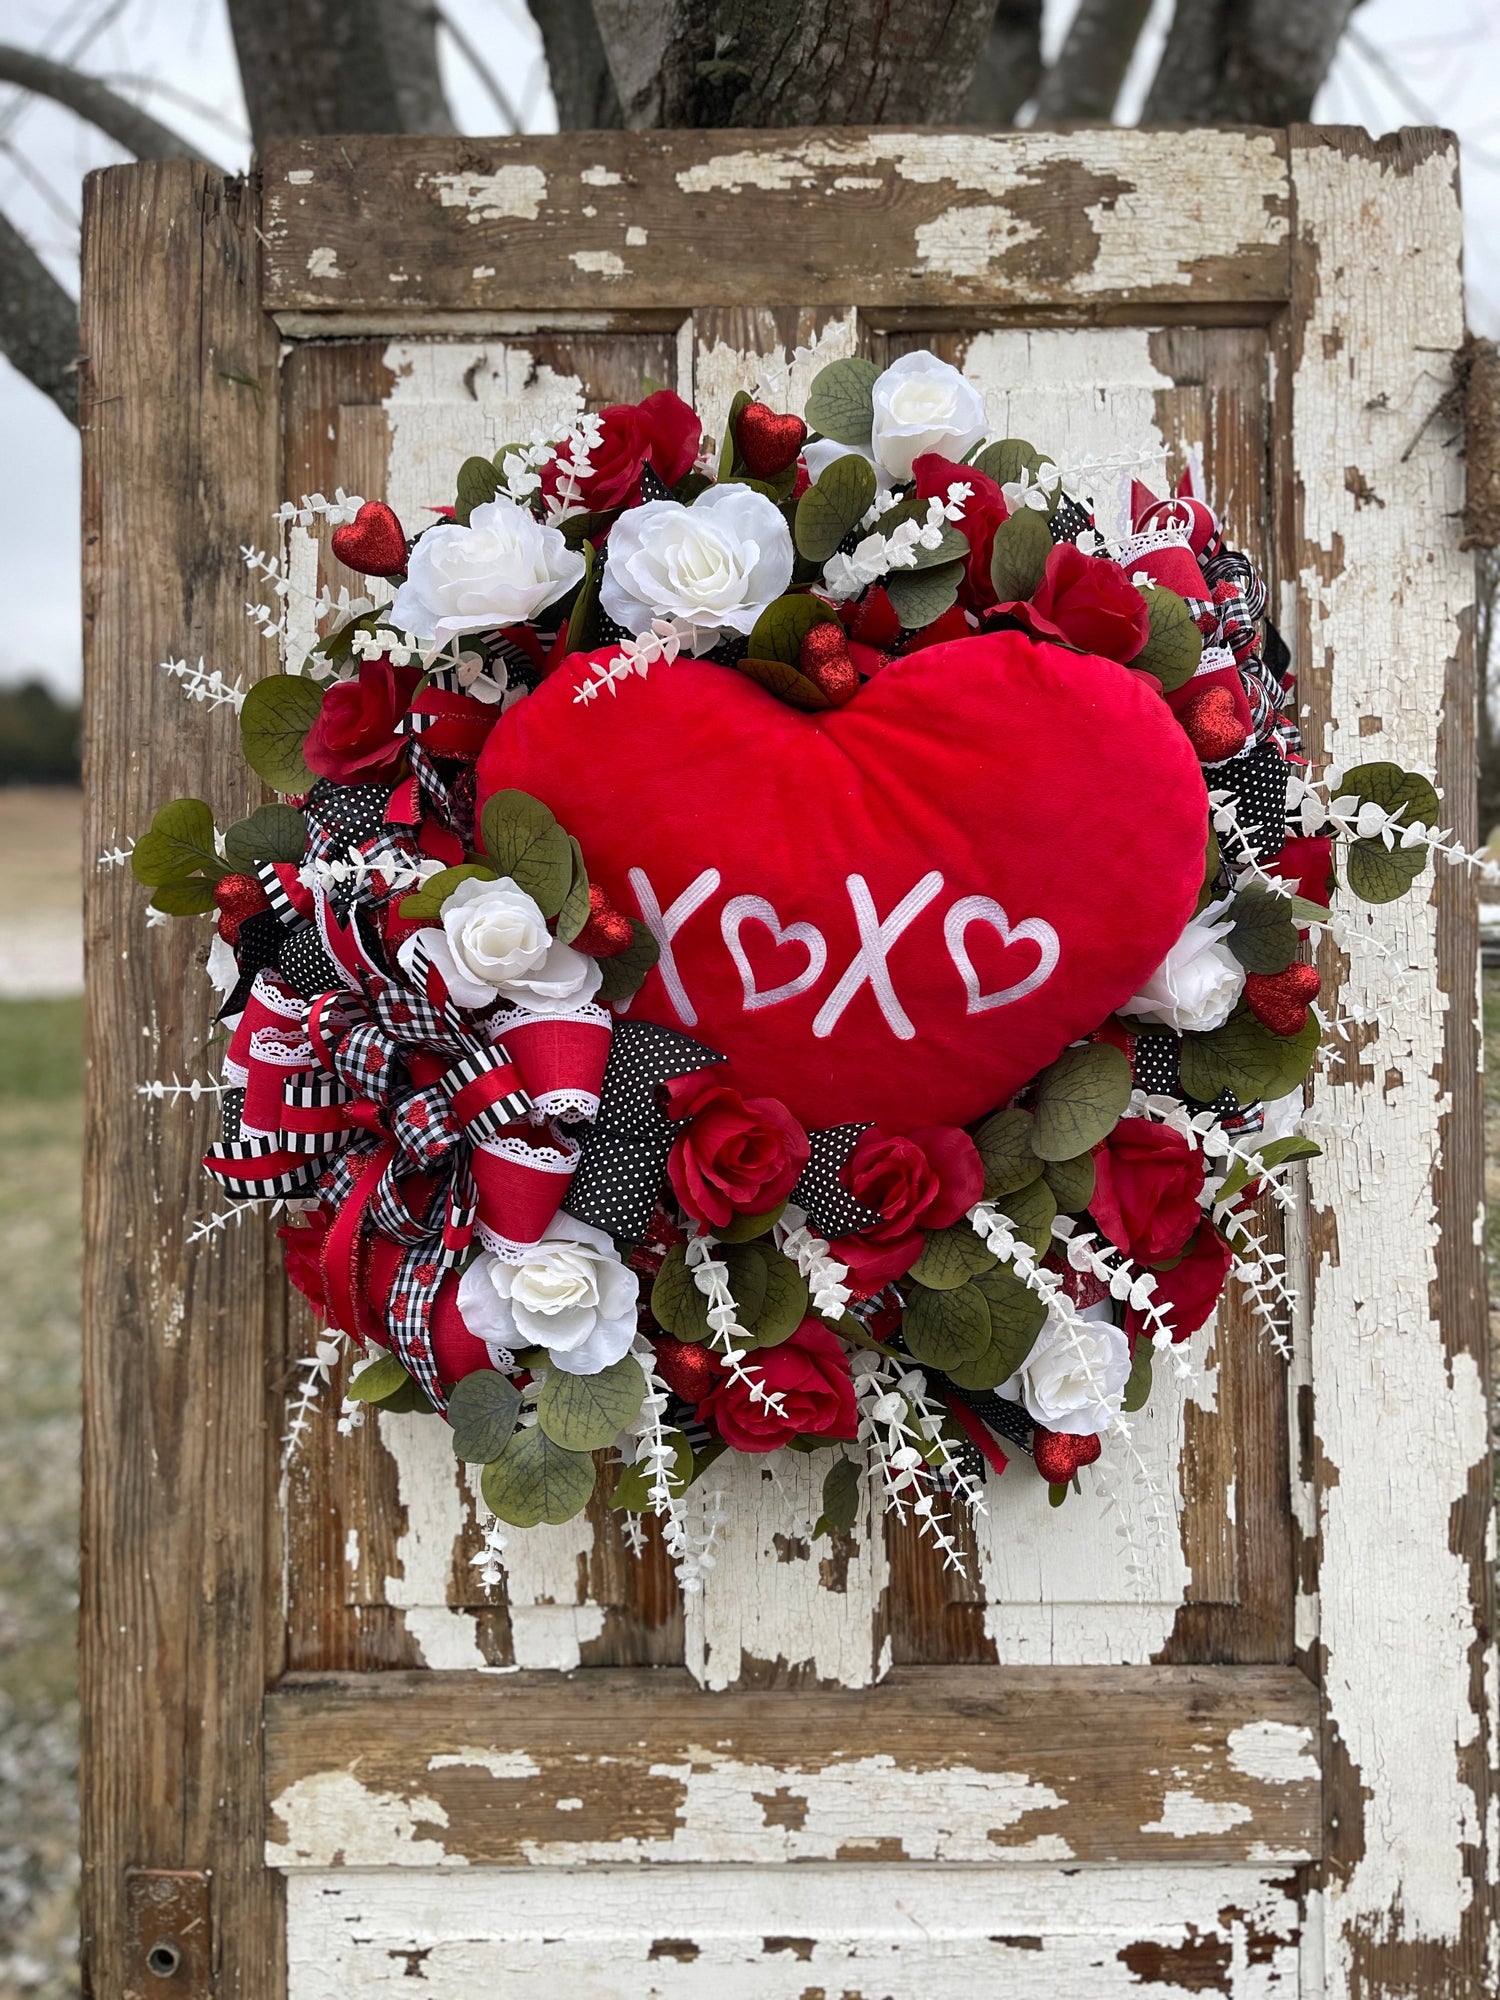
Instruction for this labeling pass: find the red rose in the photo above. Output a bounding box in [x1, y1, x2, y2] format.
[547, 390, 702, 512]
[1090, 1118, 1206, 1267]
[696, 1315, 858, 1452]
[664, 1074, 809, 1229]
[1127, 1222, 1232, 1344]
[830, 1124, 984, 1296]
[304, 657, 422, 784]
[1000, 543, 1150, 664]
[279, 1209, 332, 1315]
[1267, 835, 1334, 909]
[913, 452, 1008, 611]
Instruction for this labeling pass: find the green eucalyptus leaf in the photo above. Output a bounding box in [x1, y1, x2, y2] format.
[804, 356, 880, 447]
[480, 1424, 597, 1527]
[221, 803, 307, 874]
[565, 540, 600, 655]
[1334, 761, 1440, 828]
[1122, 1341, 1153, 1413]
[748, 591, 841, 666]
[1032, 1043, 1132, 1160]
[148, 879, 219, 916]
[1042, 1151, 1096, 1214]
[455, 454, 501, 525]
[988, 505, 1052, 603]
[448, 1369, 523, 1464]
[397, 861, 496, 921]
[1257, 1134, 1321, 1168]
[711, 1201, 787, 1244]
[130, 797, 228, 888]
[1132, 586, 1203, 693]
[556, 836, 592, 944]
[346, 1353, 416, 1404]
[239, 673, 324, 794]
[733, 655, 832, 712]
[611, 1430, 693, 1511]
[994, 1174, 1057, 1258]
[1346, 837, 1427, 904]
[1225, 881, 1300, 974]
[884, 559, 963, 630]
[479, 789, 574, 916]
[813, 1456, 861, 1539]
[595, 919, 660, 1004]
[908, 1224, 998, 1291]
[651, 1246, 710, 1341]
[969, 437, 1045, 489]
[973, 1106, 1045, 1198]
[718, 389, 754, 479]
[1178, 1006, 1321, 1105]
[536, 1354, 646, 1452]
[795, 452, 877, 563]
[954, 1263, 1048, 1389]
[901, 1280, 991, 1374]
[737, 1245, 808, 1347]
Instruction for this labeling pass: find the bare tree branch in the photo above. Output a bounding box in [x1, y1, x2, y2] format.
[226, 0, 454, 143]
[1033, 0, 1152, 122]
[592, 0, 999, 128]
[0, 209, 77, 422]
[0, 42, 196, 160]
[527, 0, 621, 129]
[960, 0, 1043, 126]
[1143, 0, 1360, 125]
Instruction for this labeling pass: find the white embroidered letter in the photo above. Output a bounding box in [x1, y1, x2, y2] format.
[812, 871, 943, 1041]
[628, 866, 721, 1026]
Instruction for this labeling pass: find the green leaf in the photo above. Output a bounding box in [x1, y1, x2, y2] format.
[596, 919, 659, 1004]
[1225, 881, 1300, 974]
[1334, 761, 1440, 829]
[612, 1430, 693, 1511]
[873, 497, 969, 572]
[712, 1201, 787, 1244]
[973, 1106, 1045, 1199]
[813, 1456, 861, 1539]
[958, 1263, 1048, 1388]
[651, 1246, 710, 1340]
[239, 673, 324, 794]
[1042, 1151, 1096, 1214]
[988, 505, 1053, 603]
[885, 560, 964, 630]
[1032, 1043, 1132, 1160]
[733, 655, 832, 712]
[804, 356, 880, 447]
[480, 1424, 597, 1527]
[795, 452, 877, 563]
[536, 1354, 646, 1451]
[1257, 1134, 1321, 1168]
[1346, 837, 1427, 904]
[1122, 1341, 1153, 1413]
[902, 1281, 992, 1374]
[994, 1174, 1057, 1258]
[148, 879, 219, 916]
[130, 797, 228, 889]
[1048, 1481, 1069, 1508]
[969, 438, 1045, 489]
[718, 389, 754, 479]
[737, 1245, 809, 1347]
[651, 1242, 781, 1343]
[346, 1353, 415, 1403]
[1178, 1006, 1321, 1105]
[221, 803, 307, 874]
[555, 837, 592, 944]
[1132, 586, 1203, 693]
[479, 789, 574, 916]
[909, 1224, 997, 1291]
[455, 454, 501, 525]
[397, 861, 496, 921]
[748, 591, 841, 666]
[565, 540, 600, 655]
[448, 1370, 523, 1464]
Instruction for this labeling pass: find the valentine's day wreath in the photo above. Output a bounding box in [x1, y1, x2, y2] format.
[130, 347, 1465, 1582]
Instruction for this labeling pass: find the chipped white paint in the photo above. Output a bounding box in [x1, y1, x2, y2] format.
[428, 1748, 540, 1781]
[285, 1865, 1301, 1997]
[287, 168, 314, 187]
[1228, 1720, 1319, 1787]
[569, 249, 626, 277]
[496, 1502, 606, 1672]
[1291, 136, 1489, 1993]
[268, 1772, 454, 1869]
[305, 245, 340, 279]
[1141, 1790, 1255, 1839]
[280, 520, 324, 671]
[378, 1412, 485, 1670]
[580, 165, 622, 187]
[423, 164, 547, 222]
[692, 310, 858, 464]
[684, 1452, 889, 1692]
[624, 225, 647, 247]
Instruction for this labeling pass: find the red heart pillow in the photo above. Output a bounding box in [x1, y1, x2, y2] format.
[477, 631, 1206, 1131]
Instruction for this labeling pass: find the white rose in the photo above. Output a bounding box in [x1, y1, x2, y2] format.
[457, 1213, 640, 1376]
[998, 1302, 1130, 1439]
[1259, 1087, 1304, 1145]
[802, 436, 889, 491]
[397, 875, 602, 1016]
[600, 484, 794, 652]
[869, 350, 986, 482]
[1118, 899, 1245, 1034]
[390, 494, 585, 643]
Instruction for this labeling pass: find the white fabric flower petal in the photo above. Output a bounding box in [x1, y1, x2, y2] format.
[390, 494, 585, 642]
[399, 875, 602, 1016]
[1117, 898, 1246, 1034]
[457, 1215, 640, 1378]
[600, 484, 794, 652]
[869, 351, 986, 482]
[997, 1301, 1129, 1439]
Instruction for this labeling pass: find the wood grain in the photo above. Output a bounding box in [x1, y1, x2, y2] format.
[80, 162, 285, 1998]
[265, 1665, 1321, 1869]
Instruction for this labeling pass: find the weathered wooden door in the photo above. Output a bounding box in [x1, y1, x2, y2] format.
[81, 129, 1494, 1997]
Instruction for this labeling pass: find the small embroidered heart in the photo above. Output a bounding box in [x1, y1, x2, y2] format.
[1032, 1427, 1103, 1483]
[573, 882, 634, 958]
[652, 1337, 720, 1403]
[331, 500, 409, 579]
[1178, 684, 1248, 764]
[212, 872, 269, 945]
[798, 621, 858, 705]
[736, 401, 808, 479]
[1244, 961, 1321, 1037]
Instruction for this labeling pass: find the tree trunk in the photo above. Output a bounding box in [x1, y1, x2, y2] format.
[527, 0, 621, 129]
[1143, 0, 1359, 125]
[591, 0, 999, 129]
[226, 0, 454, 143]
[1032, 0, 1154, 122]
[960, 0, 1043, 126]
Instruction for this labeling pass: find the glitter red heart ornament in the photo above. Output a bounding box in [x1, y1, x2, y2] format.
[736, 402, 808, 479]
[1244, 961, 1321, 1037]
[798, 622, 858, 705]
[652, 1337, 720, 1403]
[482, 630, 1207, 1130]
[1177, 683, 1249, 764]
[331, 500, 409, 579]
[1032, 1427, 1103, 1482]
[212, 872, 269, 944]
[573, 882, 634, 958]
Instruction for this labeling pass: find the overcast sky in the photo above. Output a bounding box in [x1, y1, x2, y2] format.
[2, 0, 1497, 697]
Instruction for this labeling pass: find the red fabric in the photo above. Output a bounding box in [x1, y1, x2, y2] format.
[1267, 836, 1334, 909]
[495, 1008, 611, 1112]
[830, 1124, 983, 1296]
[998, 544, 1150, 664]
[279, 1210, 332, 1315]
[1119, 530, 1205, 604]
[469, 1130, 576, 1248]
[477, 629, 1208, 1131]
[695, 1315, 858, 1451]
[1127, 1222, 1232, 1344]
[663, 1075, 809, 1228]
[1089, 1118, 1206, 1268]
[304, 658, 422, 784]
[912, 452, 1007, 611]
[1165, 662, 1252, 742]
